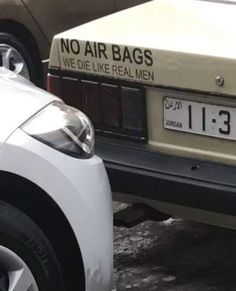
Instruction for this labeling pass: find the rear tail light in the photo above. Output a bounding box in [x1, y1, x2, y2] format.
[47, 74, 82, 109]
[47, 74, 61, 98]
[47, 73, 146, 140]
[81, 80, 102, 124]
[122, 86, 145, 132]
[61, 77, 82, 109]
[101, 83, 120, 127]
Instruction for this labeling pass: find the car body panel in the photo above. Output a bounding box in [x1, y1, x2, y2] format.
[0, 129, 113, 291]
[21, 0, 115, 42]
[114, 0, 150, 11]
[0, 0, 49, 59]
[0, 68, 58, 144]
[49, 0, 236, 96]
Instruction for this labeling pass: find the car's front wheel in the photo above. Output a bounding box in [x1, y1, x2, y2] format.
[0, 201, 65, 291]
[0, 32, 41, 85]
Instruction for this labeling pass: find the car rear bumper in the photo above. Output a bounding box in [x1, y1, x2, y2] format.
[96, 136, 236, 217]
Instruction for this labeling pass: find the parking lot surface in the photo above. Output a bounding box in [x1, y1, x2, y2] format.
[113, 203, 236, 291]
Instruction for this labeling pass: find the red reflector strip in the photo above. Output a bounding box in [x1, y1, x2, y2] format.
[101, 83, 120, 127]
[81, 80, 102, 124]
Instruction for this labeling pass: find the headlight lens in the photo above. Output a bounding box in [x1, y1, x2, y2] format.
[21, 101, 94, 158]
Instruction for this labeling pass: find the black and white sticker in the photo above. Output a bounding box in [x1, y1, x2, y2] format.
[58, 38, 156, 83]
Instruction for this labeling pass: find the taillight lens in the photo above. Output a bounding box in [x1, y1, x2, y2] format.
[47, 73, 146, 140]
[101, 83, 120, 128]
[47, 74, 61, 97]
[122, 86, 145, 132]
[47, 74, 82, 109]
[81, 80, 101, 124]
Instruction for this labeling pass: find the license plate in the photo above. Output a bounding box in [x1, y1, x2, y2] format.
[163, 97, 236, 140]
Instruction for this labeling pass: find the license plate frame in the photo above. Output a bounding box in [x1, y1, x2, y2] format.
[163, 96, 236, 141]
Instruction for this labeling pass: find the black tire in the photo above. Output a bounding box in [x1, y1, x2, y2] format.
[0, 201, 65, 291]
[0, 32, 42, 86]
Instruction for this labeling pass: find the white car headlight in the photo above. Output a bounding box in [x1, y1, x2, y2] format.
[21, 101, 94, 158]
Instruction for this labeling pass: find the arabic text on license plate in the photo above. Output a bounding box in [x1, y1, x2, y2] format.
[163, 97, 236, 140]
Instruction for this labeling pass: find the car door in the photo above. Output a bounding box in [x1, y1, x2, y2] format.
[21, 0, 115, 42]
[114, 0, 150, 11]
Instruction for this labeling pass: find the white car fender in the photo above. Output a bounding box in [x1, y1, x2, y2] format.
[0, 128, 113, 291]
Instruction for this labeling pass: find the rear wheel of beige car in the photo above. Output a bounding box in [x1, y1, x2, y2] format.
[0, 201, 65, 291]
[0, 33, 40, 85]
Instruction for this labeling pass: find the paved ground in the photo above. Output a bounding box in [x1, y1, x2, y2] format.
[113, 203, 236, 291]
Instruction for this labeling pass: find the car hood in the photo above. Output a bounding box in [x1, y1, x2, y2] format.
[0, 68, 60, 143]
[49, 0, 236, 96]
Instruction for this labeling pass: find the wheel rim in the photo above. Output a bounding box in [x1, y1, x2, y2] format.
[0, 44, 30, 79]
[0, 246, 39, 291]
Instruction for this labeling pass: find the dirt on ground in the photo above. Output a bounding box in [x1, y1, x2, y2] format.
[113, 202, 236, 291]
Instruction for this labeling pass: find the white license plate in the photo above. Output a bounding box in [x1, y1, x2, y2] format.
[163, 97, 236, 140]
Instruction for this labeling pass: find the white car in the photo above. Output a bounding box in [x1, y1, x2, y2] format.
[0, 68, 113, 291]
[48, 0, 236, 230]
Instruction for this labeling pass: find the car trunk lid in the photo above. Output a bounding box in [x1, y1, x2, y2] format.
[49, 0, 236, 96]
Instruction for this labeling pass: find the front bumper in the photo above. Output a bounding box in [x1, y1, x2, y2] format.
[0, 129, 113, 291]
[96, 136, 236, 217]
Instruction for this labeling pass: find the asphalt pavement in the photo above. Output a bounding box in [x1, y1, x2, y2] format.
[113, 202, 236, 291]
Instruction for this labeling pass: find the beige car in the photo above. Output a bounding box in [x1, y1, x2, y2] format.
[48, 0, 236, 230]
[0, 0, 148, 86]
